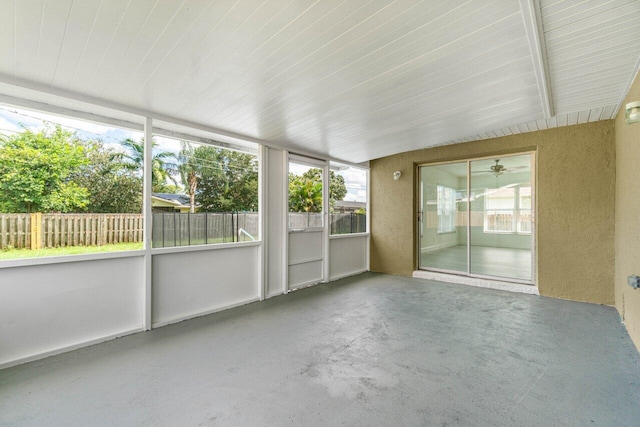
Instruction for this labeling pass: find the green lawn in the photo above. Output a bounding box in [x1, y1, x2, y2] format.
[0, 242, 143, 260]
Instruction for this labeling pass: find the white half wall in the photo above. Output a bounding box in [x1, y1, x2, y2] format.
[330, 235, 368, 281]
[0, 256, 144, 368]
[152, 244, 260, 327]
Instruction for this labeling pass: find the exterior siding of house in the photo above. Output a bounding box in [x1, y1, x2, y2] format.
[370, 120, 615, 305]
[615, 70, 640, 350]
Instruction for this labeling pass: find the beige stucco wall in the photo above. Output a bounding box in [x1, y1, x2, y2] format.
[615, 70, 640, 350]
[370, 120, 615, 305]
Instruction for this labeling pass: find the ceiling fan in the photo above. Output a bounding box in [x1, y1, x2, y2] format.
[489, 159, 507, 177]
[473, 159, 527, 177]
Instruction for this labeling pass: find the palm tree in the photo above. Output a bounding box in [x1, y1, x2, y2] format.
[178, 142, 198, 213]
[119, 138, 178, 192]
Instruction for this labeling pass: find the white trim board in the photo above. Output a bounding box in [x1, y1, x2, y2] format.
[329, 269, 368, 282]
[420, 242, 458, 253]
[151, 297, 260, 329]
[412, 270, 539, 295]
[0, 327, 145, 370]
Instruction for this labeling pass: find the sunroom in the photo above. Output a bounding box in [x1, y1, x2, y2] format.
[1, 1, 640, 425]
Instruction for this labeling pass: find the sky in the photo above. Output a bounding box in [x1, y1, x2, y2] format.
[0, 105, 142, 149]
[336, 166, 368, 202]
[0, 105, 367, 202]
[288, 162, 367, 203]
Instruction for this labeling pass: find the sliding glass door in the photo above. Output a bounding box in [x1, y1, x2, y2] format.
[419, 161, 468, 274]
[418, 153, 534, 283]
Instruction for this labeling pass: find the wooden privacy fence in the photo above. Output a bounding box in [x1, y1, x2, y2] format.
[0, 213, 144, 250]
[152, 212, 259, 248]
[330, 213, 366, 235]
[0, 214, 30, 250]
[1, 211, 368, 251]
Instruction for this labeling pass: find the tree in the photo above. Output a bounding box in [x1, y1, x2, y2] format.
[303, 169, 346, 205]
[288, 173, 322, 212]
[73, 142, 143, 213]
[178, 143, 258, 212]
[287, 168, 347, 212]
[119, 138, 179, 193]
[0, 126, 90, 213]
[178, 142, 202, 213]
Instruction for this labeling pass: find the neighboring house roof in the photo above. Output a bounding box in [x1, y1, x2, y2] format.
[152, 193, 195, 212]
[153, 193, 190, 206]
[334, 201, 366, 210]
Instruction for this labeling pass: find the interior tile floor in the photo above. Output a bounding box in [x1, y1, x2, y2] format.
[1, 273, 639, 426]
[421, 244, 532, 281]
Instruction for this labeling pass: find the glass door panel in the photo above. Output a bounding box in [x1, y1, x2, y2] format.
[288, 160, 326, 290]
[469, 154, 533, 282]
[418, 162, 468, 274]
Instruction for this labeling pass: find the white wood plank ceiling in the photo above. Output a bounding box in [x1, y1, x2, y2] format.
[0, 0, 638, 163]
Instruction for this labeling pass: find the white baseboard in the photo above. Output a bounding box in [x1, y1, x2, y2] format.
[151, 297, 260, 329]
[0, 326, 145, 370]
[329, 269, 368, 282]
[266, 291, 284, 299]
[412, 270, 539, 295]
[421, 242, 458, 253]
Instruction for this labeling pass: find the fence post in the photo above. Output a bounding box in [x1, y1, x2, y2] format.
[173, 212, 177, 246]
[231, 212, 235, 243]
[30, 213, 42, 250]
[99, 215, 109, 246]
[0, 214, 6, 249]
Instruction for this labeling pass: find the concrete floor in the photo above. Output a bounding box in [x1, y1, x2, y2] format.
[1, 273, 639, 426]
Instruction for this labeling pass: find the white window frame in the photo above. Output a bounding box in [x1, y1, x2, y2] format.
[0, 99, 262, 267]
[328, 164, 368, 236]
[483, 186, 532, 235]
[436, 184, 456, 233]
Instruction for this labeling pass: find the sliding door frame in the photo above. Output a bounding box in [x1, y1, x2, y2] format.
[285, 153, 330, 292]
[416, 151, 536, 285]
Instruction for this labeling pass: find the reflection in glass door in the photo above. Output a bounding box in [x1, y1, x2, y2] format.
[418, 153, 534, 283]
[419, 161, 468, 274]
[469, 155, 533, 282]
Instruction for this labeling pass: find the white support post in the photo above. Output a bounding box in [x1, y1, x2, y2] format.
[258, 145, 267, 301]
[366, 168, 371, 272]
[282, 151, 290, 294]
[520, 0, 554, 118]
[143, 117, 153, 330]
[323, 162, 330, 283]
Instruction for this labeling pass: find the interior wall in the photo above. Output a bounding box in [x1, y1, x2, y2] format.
[329, 235, 368, 280]
[151, 245, 260, 327]
[370, 120, 615, 304]
[0, 257, 144, 368]
[615, 70, 640, 350]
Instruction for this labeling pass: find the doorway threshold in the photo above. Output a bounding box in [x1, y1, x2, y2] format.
[412, 270, 539, 295]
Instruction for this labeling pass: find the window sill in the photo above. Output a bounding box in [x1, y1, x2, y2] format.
[151, 240, 261, 255]
[0, 249, 146, 269]
[483, 231, 531, 235]
[330, 232, 369, 239]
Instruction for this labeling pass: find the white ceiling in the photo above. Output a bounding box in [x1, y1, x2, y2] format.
[0, 0, 638, 163]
